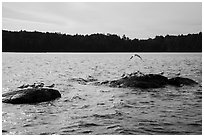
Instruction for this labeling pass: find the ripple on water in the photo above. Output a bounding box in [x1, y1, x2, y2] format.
[2, 53, 202, 135]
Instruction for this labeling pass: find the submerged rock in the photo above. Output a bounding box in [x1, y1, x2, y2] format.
[70, 76, 98, 85]
[96, 72, 198, 89]
[2, 88, 61, 104]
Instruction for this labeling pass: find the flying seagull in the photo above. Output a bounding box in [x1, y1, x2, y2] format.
[129, 54, 143, 60]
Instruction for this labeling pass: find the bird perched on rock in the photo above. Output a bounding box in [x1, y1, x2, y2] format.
[30, 83, 37, 88]
[35, 83, 44, 88]
[18, 84, 29, 89]
[159, 71, 164, 75]
[45, 84, 55, 88]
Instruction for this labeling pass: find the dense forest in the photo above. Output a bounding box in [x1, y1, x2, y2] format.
[2, 30, 202, 52]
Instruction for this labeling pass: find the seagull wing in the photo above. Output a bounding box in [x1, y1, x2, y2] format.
[129, 55, 134, 60]
[134, 54, 143, 60]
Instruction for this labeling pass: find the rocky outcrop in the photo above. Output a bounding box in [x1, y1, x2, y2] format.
[2, 88, 61, 104]
[168, 77, 198, 87]
[70, 76, 98, 85]
[95, 72, 198, 89]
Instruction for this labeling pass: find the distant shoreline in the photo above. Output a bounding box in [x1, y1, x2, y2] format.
[3, 30, 202, 52]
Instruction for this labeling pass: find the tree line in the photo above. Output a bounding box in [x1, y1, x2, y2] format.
[2, 30, 202, 52]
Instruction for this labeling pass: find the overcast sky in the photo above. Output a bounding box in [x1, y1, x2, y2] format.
[2, 2, 202, 39]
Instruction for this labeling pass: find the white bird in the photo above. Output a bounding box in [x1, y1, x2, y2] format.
[29, 83, 37, 88]
[129, 54, 143, 60]
[175, 71, 181, 76]
[45, 84, 55, 88]
[18, 84, 29, 89]
[35, 83, 44, 88]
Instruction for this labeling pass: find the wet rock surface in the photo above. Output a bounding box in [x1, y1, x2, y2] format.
[2, 88, 61, 104]
[168, 77, 198, 87]
[95, 72, 198, 89]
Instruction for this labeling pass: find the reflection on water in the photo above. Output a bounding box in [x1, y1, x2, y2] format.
[2, 53, 202, 135]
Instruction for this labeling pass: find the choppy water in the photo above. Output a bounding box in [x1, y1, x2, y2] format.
[2, 53, 202, 135]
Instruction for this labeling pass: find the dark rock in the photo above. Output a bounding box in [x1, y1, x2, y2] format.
[2, 88, 61, 104]
[168, 77, 198, 87]
[70, 76, 98, 85]
[107, 73, 168, 89]
[97, 72, 198, 89]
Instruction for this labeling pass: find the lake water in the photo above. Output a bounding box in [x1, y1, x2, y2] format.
[2, 53, 202, 135]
